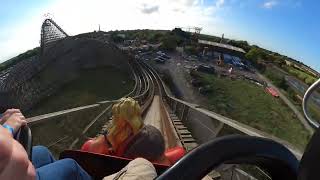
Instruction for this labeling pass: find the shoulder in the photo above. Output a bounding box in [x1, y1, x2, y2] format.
[0, 127, 13, 173]
[141, 125, 162, 135]
[135, 125, 164, 143]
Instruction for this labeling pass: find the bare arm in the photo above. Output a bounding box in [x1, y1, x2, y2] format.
[0, 110, 35, 180]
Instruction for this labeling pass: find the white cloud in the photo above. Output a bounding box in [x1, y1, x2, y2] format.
[0, 0, 227, 63]
[263, 0, 278, 9]
[140, 4, 159, 14]
[215, 0, 225, 8]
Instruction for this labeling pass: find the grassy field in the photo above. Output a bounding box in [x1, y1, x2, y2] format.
[308, 102, 320, 121]
[28, 67, 134, 156]
[266, 66, 320, 124]
[284, 66, 317, 85]
[196, 72, 311, 150]
[27, 67, 134, 116]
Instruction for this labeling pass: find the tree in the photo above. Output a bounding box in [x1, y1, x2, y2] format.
[245, 48, 267, 72]
[279, 77, 289, 90]
[110, 32, 125, 43]
[229, 40, 251, 52]
[184, 45, 198, 55]
[245, 48, 263, 63]
[160, 35, 178, 51]
[149, 33, 163, 43]
[172, 28, 190, 40]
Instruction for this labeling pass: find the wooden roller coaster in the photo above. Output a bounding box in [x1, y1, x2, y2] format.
[22, 18, 307, 179]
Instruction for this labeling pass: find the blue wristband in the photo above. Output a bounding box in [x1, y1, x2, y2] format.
[2, 124, 14, 136]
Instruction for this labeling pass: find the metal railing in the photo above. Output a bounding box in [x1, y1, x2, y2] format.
[141, 61, 298, 180]
[143, 61, 303, 159]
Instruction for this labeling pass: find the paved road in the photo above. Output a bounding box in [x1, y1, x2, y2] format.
[152, 53, 221, 143]
[256, 72, 314, 134]
[286, 76, 320, 107]
[270, 65, 320, 107]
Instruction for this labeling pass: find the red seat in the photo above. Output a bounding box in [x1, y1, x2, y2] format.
[60, 150, 169, 180]
[165, 146, 186, 164]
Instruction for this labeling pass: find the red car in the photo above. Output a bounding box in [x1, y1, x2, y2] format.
[265, 87, 279, 97]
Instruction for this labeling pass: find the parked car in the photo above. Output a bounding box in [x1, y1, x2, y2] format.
[199, 85, 213, 94]
[188, 55, 198, 61]
[196, 65, 215, 74]
[154, 57, 165, 64]
[160, 54, 170, 59]
[191, 79, 204, 87]
[156, 51, 165, 56]
[158, 56, 167, 61]
[265, 87, 279, 97]
[134, 55, 140, 59]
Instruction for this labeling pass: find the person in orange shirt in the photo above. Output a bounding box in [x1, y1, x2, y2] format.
[81, 97, 166, 162]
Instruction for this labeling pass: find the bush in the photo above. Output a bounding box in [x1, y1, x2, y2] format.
[264, 69, 288, 90]
[190, 69, 201, 78]
[298, 73, 306, 81]
[184, 46, 198, 55]
[160, 35, 178, 51]
[149, 33, 164, 43]
[279, 77, 289, 90]
[305, 77, 316, 85]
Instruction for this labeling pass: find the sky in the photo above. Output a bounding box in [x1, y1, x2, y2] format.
[0, 0, 319, 71]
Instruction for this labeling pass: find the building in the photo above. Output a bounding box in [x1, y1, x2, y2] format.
[198, 39, 246, 58]
[198, 39, 247, 69]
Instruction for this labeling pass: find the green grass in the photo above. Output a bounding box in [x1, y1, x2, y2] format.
[263, 67, 289, 90]
[30, 105, 105, 158]
[27, 67, 134, 116]
[28, 67, 135, 157]
[308, 102, 320, 123]
[196, 72, 311, 150]
[285, 66, 317, 85]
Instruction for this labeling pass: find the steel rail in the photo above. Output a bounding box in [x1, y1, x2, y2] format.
[302, 78, 320, 129]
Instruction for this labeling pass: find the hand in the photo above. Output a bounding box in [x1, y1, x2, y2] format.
[0, 109, 21, 124]
[2, 109, 27, 135]
[0, 126, 36, 180]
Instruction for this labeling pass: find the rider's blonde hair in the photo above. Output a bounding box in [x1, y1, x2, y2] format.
[107, 97, 143, 150]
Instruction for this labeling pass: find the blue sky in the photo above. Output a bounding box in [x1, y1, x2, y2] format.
[0, 0, 319, 71]
[220, 0, 320, 71]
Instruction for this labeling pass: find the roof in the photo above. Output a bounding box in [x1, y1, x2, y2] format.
[198, 39, 246, 54]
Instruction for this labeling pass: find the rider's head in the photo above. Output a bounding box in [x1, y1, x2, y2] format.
[108, 97, 143, 149]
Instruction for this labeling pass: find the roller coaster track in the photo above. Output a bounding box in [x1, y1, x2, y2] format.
[30, 16, 304, 168]
[28, 50, 302, 162]
[23, 19, 303, 179]
[27, 54, 303, 159]
[25, 50, 305, 179]
[40, 18, 68, 54]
